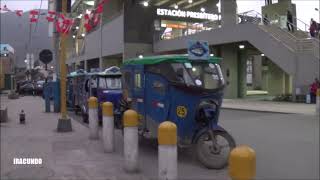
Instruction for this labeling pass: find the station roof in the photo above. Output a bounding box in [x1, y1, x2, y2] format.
[124, 54, 222, 65]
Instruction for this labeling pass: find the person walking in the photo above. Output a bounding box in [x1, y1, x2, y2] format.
[310, 78, 320, 104]
[287, 10, 294, 32]
[309, 18, 318, 38]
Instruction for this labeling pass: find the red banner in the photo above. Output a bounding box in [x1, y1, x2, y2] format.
[15, 10, 23, 17]
[56, 14, 74, 34]
[29, 10, 39, 23]
[46, 11, 56, 22]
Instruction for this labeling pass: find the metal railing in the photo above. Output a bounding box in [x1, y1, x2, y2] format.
[238, 10, 319, 59]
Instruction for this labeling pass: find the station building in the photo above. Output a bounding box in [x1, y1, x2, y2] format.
[66, 0, 319, 99]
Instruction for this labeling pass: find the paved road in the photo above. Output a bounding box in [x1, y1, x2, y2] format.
[1, 96, 319, 179]
[220, 109, 319, 180]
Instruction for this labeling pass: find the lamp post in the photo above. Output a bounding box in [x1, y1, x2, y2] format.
[57, 0, 72, 132]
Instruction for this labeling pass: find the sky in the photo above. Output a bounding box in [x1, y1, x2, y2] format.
[1, 0, 319, 29]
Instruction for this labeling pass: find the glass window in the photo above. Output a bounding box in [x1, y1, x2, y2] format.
[135, 73, 142, 89]
[146, 62, 224, 90]
[99, 77, 121, 89]
[152, 80, 166, 95]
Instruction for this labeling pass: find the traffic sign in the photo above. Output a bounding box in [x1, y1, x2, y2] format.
[39, 49, 53, 65]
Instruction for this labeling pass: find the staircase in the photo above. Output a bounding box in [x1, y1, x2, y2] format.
[154, 10, 319, 94]
[241, 11, 320, 91]
[240, 10, 320, 59]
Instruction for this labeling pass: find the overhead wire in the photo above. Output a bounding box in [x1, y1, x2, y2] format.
[34, 0, 44, 32]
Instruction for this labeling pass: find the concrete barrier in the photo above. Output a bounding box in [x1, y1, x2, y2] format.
[102, 102, 114, 153]
[229, 145, 256, 180]
[158, 121, 178, 180]
[123, 109, 139, 173]
[88, 97, 99, 140]
[316, 89, 320, 115]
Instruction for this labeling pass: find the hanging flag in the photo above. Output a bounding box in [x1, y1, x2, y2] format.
[29, 10, 39, 23]
[84, 13, 93, 32]
[56, 14, 74, 34]
[96, 3, 103, 13]
[15, 10, 23, 17]
[46, 11, 56, 22]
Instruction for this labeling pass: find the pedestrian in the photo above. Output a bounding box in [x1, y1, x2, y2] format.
[310, 78, 320, 104]
[263, 14, 269, 25]
[32, 80, 36, 96]
[309, 19, 317, 37]
[309, 18, 318, 38]
[287, 10, 294, 32]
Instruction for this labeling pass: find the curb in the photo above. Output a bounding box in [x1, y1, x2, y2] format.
[221, 107, 294, 114]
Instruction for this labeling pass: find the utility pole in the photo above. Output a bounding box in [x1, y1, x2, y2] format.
[57, 0, 72, 132]
[99, 12, 103, 70]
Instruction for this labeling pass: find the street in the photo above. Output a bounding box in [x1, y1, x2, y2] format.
[1, 96, 319, 179]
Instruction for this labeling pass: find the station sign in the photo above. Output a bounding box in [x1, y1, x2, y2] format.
[156, 8, 219, 21]
[187, 40, 210, 60]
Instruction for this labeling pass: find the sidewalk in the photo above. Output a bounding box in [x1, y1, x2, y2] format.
[222, 99, 316, 115]
[0, 95, 228, 180]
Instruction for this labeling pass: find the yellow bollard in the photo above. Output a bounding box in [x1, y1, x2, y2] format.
[158, 121, 178, 180]
[123, 110, 139, 127]
[123, 110, 139, 172]
[88, 97, 99, 139]
[102, 102, 114, 153]
[229, 145, 256, 180]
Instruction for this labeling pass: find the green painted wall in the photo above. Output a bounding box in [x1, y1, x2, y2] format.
[266, 60, 291, 96]
[238, 50, 247, 98]
[220, 44, 239, 98]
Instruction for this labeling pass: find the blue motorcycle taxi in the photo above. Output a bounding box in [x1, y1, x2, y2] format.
[120, 55, 236, 169]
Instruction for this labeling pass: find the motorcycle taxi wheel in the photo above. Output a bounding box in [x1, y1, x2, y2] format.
[195, 131, 236, 169]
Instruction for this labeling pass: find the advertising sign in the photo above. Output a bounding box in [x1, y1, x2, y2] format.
[157, 8, 219, 21]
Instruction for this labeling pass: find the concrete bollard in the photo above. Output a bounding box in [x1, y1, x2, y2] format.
[19, 110, 25, 124]
[88, 97, 99, 140]
[316, 89, 320, 115]
[123, 109, 139, 173]
[229, 145, 256, 180]
[158, 121, 178, 180]
[102, 102, 114, 153]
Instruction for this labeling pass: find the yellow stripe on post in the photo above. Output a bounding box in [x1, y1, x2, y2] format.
[88, 97, 98, 109]
[123, 110, 138, 127]
[102, 102, 113, 116]
[229, 145, 256, 180]
[158, 121, 177, 145]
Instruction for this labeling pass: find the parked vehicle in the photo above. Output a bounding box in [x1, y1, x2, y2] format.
[67, 69, 87, 116]
[67, 67, 122, 123]
[18, 81, 35, 95]
[121, 54, 235, 169]
[35, 80, 45, 95]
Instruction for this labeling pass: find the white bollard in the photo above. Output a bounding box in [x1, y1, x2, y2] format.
[88, 97, 99, 139]
[123, 110, 139, 173]
[158, 121, 178, 180]
[316, 89, 320, 115]
[102, 102, 114, 153]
